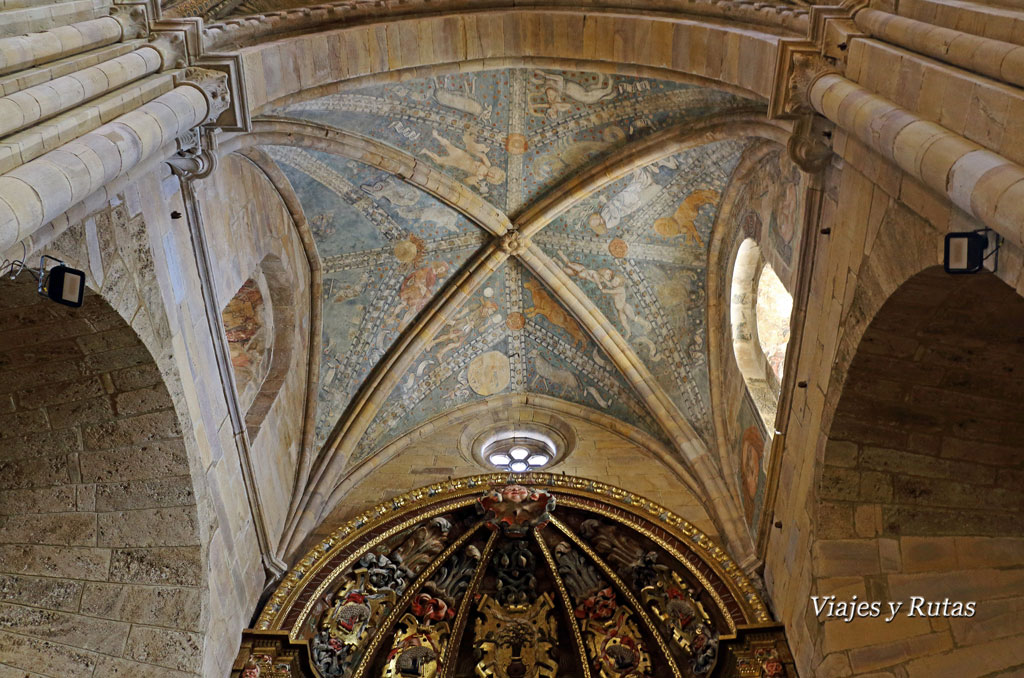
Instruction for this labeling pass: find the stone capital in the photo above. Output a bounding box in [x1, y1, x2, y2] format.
[177, 67, 231, 125]
[769, 40, 840, 120]
[109, 2, 150, 39]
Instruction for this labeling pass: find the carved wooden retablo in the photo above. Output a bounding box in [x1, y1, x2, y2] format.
[237, 475, 793, 677]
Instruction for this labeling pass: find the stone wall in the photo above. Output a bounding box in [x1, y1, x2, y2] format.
[763, 132, 1024, 676]
[33, 163, 276, 676]
[306, 404, 720, 552]
[809, 266, 1024, 677]
[0, 277, 204, 677]
[195, 153, 313, 553]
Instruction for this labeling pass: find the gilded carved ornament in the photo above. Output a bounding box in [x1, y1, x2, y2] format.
[257, 475, 771, 635]
[237, 479, 796, 677]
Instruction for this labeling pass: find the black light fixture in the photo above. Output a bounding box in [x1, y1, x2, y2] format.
[944, 229, 1001, 274]
[38, 255, 85, 307]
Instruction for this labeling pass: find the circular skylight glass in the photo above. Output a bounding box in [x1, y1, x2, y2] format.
[483, 431, 557, 473]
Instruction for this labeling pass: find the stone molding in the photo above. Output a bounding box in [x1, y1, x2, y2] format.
[196, 0, 810, 52]
[149, 15, 253, 131]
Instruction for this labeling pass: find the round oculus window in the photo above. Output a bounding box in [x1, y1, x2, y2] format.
[482, 431, 556, 473]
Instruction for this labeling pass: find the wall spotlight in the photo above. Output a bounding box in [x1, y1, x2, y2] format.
[38, 256, 85, 307]
[944, 229, 1001, 274]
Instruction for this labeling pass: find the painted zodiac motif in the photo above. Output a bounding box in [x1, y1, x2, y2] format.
[534, 126, 625, 181]
[473, 594, 559, 678]
[529, 349, 580, 395]
[421, 129, 505, 195]
[432, 75, 493, 120]
[652, 189, 720, 246]
[426, 296, 502, 362]
[528, 70, 616, 119]
[556, 252, 655, 353]
[381, 260, 452, 338]
[581, 162, 673, 235]
[360, 175, 460, 232]
[524, 278, 587, 348]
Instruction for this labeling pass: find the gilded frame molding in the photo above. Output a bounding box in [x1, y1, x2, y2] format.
[256, 473, 772, 633]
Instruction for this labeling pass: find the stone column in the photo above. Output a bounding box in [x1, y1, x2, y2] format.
[807, 73, 1024, 246]
[0, 16, 136, 76]
[0, 45, 164, 137]
[0, 67, 229, 252]
[853, 8, 1024, 90]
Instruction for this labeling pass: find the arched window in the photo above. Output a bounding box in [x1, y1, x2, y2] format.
[730, 238, 793, 429]
[756, 262, 792, 383]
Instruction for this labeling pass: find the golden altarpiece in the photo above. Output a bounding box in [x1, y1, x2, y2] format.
[233, 475, 794, 678]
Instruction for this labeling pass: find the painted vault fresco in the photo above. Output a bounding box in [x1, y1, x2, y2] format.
[732, 149, 805, 290]
[268, 68, 760, 459]
[737, 394, 769, 536]
[535, 139, 749, 438]
[277, 68, 752, 214]
[267, 145, 487, 448]
[354, 259, 667, 462]
[223, 276, 273, 400]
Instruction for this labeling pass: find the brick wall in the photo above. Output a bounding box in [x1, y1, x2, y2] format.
[810, 266, 1024, 677]
[0, 277, 204, 677]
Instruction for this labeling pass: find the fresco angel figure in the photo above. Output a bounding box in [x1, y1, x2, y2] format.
[421, 129, 505, 194]
[582, 163, 670, 235]
[557, 252, 657, 359]
[529, 71, 617, 119]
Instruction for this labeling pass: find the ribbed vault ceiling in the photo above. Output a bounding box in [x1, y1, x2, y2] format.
[262, 66, 766, 535]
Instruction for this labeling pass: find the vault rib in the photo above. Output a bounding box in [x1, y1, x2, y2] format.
[241, 113, 794, 564]
[279, 241, 510, 557]
[224, 118, 513, 236]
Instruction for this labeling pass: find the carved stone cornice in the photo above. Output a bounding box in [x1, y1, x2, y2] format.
[147, 29, 189, 70]
[109, 2, 150, 39]
[768, 40, 839, 120]
[149, 16, 253, 131]
[809, 4, 865, 64]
